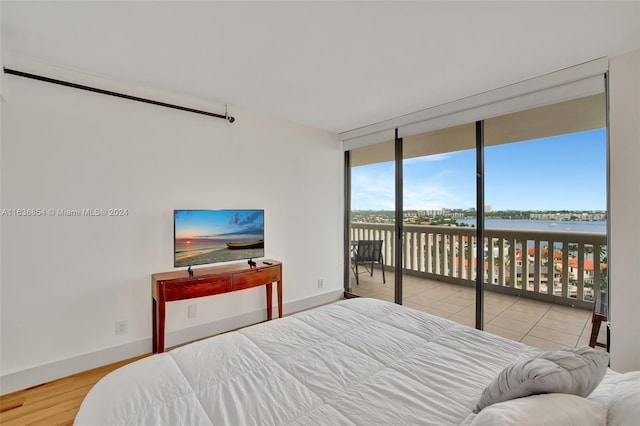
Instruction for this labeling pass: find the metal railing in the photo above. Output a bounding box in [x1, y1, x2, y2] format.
[350, 223, 607, 309]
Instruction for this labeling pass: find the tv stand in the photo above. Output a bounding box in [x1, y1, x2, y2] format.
[151, 259, 282, 353]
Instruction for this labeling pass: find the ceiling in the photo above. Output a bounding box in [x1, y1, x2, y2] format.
[1, 1, 638, 134]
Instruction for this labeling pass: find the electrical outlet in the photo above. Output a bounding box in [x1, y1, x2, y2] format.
[115, 320, 128, 335]
[188, 304, 198, 318]
[317, 278, 324, 289]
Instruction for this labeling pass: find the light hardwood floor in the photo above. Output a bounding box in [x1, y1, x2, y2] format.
[0, 355, 148, 426]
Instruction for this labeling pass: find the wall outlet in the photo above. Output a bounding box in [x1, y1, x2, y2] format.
[317, 278, 324, 289]
[115, 320, 128, 335]
[188, 304, 198, 318]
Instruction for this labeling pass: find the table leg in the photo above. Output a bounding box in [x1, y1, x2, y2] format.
[277, 279, 283, 318]
[156, 297, 166, 353]
[266, 283, 273, 320]
[152, 298, 157, 353]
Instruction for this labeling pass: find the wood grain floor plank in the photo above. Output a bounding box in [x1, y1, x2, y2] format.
[0, 354, 149, 425]
[1, 385, 92, 422]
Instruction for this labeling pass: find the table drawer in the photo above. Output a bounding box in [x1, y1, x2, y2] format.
[164, 276, 232, 301]
[233, 267, 280, 291]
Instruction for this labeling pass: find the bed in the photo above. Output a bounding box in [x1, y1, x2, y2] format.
[75, 298, 638, 425]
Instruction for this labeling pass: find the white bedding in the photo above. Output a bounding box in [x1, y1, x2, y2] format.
[75, 298, 620, 425]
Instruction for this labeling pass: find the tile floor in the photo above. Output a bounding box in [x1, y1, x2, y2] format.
[350, 269, 607, 351]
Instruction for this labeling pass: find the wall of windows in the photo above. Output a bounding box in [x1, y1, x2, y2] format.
[343, 61, 608, 349]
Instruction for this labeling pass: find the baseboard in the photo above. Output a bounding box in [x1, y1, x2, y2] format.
[0, 289, 343, 395]
[0, 339, 150, 396]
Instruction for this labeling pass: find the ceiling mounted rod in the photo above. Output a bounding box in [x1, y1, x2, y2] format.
[3, 67, 235, 123]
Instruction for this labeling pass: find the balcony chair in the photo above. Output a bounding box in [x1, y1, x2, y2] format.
[589, 290, 608, 349]
[351, 240, 385, 285]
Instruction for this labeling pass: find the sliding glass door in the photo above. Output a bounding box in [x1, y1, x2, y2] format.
[481, 93, 608, 350]
[347, 140, 397, 301]
[400, 124, 477, 327]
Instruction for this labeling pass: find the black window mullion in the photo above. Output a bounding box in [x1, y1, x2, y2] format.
[395, 129, 403, 304]
[343, 150, 353, 296]
[476, 120, 485, 330]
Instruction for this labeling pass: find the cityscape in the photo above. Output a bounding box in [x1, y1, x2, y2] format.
[352, 209, 607, 226]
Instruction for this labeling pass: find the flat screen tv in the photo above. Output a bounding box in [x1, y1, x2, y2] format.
[174, 209, 264, 268]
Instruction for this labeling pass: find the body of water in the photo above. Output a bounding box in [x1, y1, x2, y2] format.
[455, 218, 606, 234]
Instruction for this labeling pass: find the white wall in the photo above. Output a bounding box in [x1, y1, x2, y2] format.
[1, 50, 638, 394]
[609, 49, 640, 373]
[0, 69, 343, 393]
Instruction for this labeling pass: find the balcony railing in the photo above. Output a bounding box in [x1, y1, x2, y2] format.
[350, 223, 607, 310]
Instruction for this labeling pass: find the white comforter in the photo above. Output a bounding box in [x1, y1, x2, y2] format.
[74, 298, 612, 425]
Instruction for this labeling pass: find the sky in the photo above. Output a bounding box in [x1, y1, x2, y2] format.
[175, 210, 264, 240]
[351, 128, 607, 211]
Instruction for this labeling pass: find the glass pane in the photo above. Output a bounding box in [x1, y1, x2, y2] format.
[349, 140, 396, 302]
[400, 123, 476, 328]
[483, 93, 607, 350]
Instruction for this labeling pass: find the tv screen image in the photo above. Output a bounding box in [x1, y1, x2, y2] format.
[174, 209, 264, 268]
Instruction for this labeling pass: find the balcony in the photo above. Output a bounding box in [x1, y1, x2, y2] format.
[349, 223, 608, 350]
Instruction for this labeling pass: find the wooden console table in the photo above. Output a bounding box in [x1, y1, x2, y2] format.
[151, 260, 282, 353]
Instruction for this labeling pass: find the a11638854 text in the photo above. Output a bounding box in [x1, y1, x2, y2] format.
[1, 208, 129, 217]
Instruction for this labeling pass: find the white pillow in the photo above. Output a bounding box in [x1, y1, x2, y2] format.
[471, 393, 606, 426]
[607, 371, 640, 426]
[474, 346, 609, 412]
